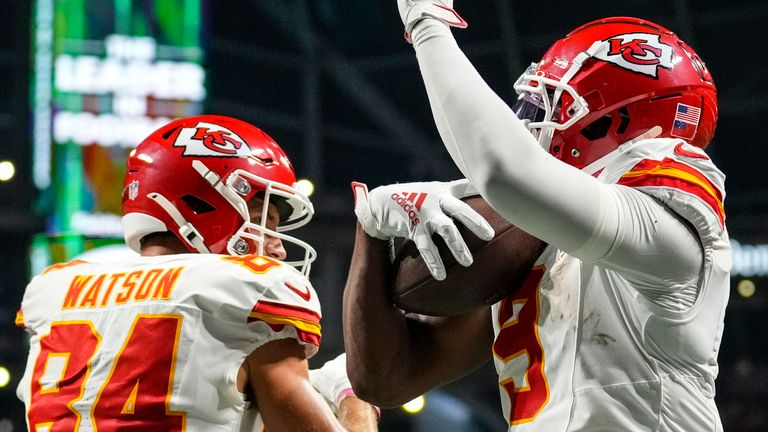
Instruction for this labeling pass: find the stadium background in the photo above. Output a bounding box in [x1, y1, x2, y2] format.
[0, 0, 767, 430]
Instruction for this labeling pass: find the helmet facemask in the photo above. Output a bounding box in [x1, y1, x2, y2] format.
[513, 63, 591, 153]
[190, 160, 317, 276]
[225, 168, 317, 276]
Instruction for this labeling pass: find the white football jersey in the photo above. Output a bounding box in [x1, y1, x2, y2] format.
[491, 139, 729, 431]
[16, 253, 322, 431]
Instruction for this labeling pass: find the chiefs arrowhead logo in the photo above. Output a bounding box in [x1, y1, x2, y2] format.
[174, 122, 252, 157]
[594, 33, 674, 78]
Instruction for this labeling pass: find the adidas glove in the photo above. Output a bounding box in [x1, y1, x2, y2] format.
[351, 179, 494, 280]
[397, 0, 467, 43]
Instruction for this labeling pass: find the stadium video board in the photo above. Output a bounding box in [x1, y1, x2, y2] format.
[31, 0, 206, 271]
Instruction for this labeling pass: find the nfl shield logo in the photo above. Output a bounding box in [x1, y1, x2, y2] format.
[128, 180, 139, 200]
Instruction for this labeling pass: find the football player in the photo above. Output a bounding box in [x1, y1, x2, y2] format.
[344, 4, 729, 431]
[17, 115, 378, 431]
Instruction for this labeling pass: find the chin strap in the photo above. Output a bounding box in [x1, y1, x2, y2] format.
[148, 192, 210, 253]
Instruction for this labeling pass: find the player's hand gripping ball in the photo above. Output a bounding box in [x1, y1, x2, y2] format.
[392, 195, 547, 316]
[352, 180, 495, 281]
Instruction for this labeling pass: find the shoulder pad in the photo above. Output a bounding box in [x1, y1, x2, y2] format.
[607, 139, 726, 245]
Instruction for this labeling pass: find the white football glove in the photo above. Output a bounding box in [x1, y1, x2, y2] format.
[397, 0, 467, 43]
[308, 353, 355, 415]
[352, 179, 494, 281]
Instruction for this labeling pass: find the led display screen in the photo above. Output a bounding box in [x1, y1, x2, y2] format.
[31, 0, 205, 271]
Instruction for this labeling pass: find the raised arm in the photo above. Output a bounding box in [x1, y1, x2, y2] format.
[411, 16, 617, 260]
[402, 6, 702, 286]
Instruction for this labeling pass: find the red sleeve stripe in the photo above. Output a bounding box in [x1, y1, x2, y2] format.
[250, 300, 321, 324]
[618, 158, 725, 227]
[248, 301, 321, 345]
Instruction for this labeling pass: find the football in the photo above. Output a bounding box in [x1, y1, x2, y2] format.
[391, 195, 547, 316]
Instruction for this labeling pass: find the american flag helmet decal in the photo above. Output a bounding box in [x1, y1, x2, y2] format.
[671, 103, 702, 140]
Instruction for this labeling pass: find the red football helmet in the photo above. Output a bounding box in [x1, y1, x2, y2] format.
[512, 17, 717, 169]
[122, 115, 316, 275]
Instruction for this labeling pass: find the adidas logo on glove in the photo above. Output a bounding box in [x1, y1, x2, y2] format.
[390, 192, 427, 227]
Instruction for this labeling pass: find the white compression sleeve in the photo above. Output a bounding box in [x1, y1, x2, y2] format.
[410, 20, 701, 288]
[412, 20, 612, 259]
